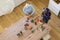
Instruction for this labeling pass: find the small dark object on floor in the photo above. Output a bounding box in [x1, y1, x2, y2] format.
[42, 26, 45, 31]
[40, 38, 43, 40]
[20, 31, 23, 35]
[17, 33, 20, 37]
[27, 17, 30, 20]
[40, 20, 43, 23]
[31, 19, 34, 23]
[35, 22, 37, 25]
[31, 30, 35, 33]
[26, 20, 29, 22]
[26, 17, 30, 22]
[24, 23, 29, 27]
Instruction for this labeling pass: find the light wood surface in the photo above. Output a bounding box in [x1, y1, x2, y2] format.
[0, 0, 60, 40]
[17, 17, 51, 40]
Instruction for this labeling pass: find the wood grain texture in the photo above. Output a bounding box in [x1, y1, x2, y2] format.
[0, 0, 60, 40]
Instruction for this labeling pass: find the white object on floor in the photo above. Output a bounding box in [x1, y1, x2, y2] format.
[0, 0, 15, 16]
[14, 0, 26, 7]
[48, 0, 60, 16]
[23, 3, 35, 15]
[0, 0, 26, 16]
[43, 33, 51, 40]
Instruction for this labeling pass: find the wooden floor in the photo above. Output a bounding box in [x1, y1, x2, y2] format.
[0, 0, 60, 40]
